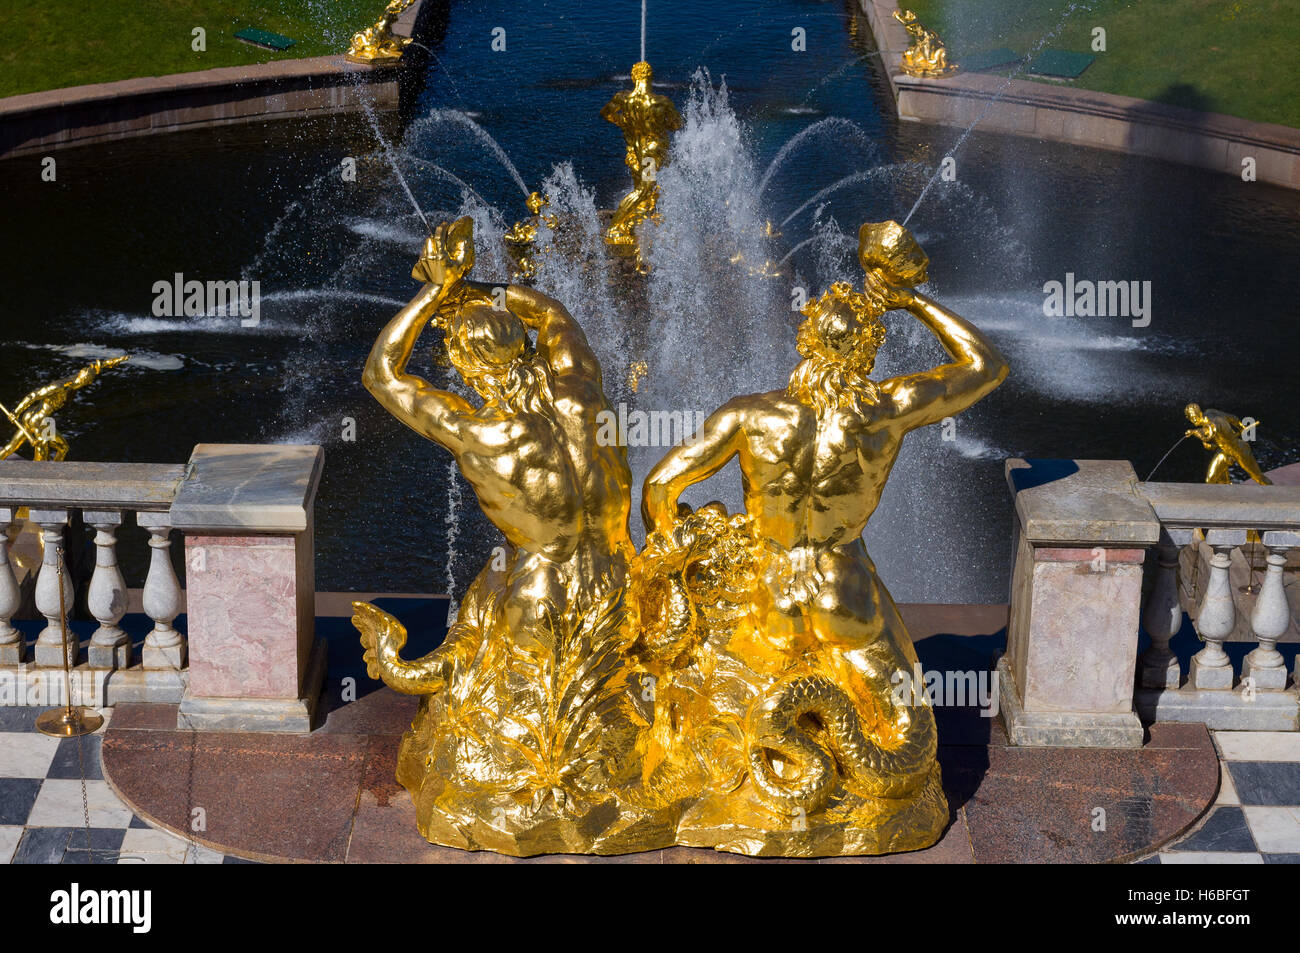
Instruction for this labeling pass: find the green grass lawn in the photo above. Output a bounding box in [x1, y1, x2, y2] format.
[902, 0, 1300, 128]
[0, 1, 381, 98]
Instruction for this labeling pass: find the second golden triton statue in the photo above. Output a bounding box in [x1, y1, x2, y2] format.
[355, 218, 1008, 857]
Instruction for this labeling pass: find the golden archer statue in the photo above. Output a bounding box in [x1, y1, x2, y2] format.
[345, 0, 415, 66]
[1184, 403, 1272, 485]
[894, 9, 959, 78]
[601, 61, 682, 253]
[634, 221, 1007, 854]
[0, 357, 129, 461]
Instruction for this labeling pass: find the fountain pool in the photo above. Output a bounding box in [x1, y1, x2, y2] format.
[2, 0, 1298, 604]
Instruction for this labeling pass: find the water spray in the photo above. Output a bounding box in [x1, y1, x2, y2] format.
[1145, 434, 1191, 482]
[902, 0, 1099, 227]
[347, 75, 434, 237]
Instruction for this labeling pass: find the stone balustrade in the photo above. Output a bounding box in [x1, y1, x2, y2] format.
[1001, 458, 1300, 747]
[1134, 483, 1300, 731]
[0, 444, 324, 732]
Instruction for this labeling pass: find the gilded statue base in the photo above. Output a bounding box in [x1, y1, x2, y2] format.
[677, 765, 949, 857]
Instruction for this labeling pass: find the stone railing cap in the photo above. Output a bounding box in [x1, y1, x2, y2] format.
[170, 444, 323, 533]
[1006, 458, 1161, 546]
[0, 461, 186, 510]
[1139, 481, 1300, 532]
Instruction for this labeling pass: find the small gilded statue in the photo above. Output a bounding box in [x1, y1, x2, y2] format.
[894, 9, 959, 78]
[502, 191, 558, 280]
[355, 218, 1008, 857]
[0, 357, 129, 461]
[1184, 403, 1272, 485]
[601, 61, 682, 254]
[345, 0, 415, 66]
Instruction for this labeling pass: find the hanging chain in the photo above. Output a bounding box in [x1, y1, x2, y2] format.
[56, 544, 97, 857]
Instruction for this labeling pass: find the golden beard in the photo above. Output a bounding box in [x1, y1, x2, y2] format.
[787, 352, 880, 417]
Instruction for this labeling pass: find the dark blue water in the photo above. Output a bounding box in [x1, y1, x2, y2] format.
[1, 0, 1298, 602]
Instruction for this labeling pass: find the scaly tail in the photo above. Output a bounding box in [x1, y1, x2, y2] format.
[351, 601, 446, 695]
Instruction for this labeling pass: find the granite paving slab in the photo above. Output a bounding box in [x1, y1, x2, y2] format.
[101, 685, 1218, 864]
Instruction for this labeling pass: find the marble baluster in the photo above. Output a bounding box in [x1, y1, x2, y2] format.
[30, 508, 75, 668]
[0, 507, 22, 664]
[138, 513, 186, 670]
[85, 510, 131, 671]
[1139, 537, 1182, 689]
[1241, 545, 1290, 691]
[1189, 541, 1237, 691]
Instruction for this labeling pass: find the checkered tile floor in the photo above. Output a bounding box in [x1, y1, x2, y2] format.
[4, 702, 1300, 863]
[1143, 732, 1300, 864]
[0, 706, 255, 864]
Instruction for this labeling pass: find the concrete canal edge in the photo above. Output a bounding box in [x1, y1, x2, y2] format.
[0, 0, 430, 159]
[857, 0, 1300, 190]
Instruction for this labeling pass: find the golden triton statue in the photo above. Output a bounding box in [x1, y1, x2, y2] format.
[601, 61, 682, 256]
[0, 357, 129, 461]
[345, 0, 415, 66]
[502, 191, 558, 280]
[632, 221, 1007, 854]
[894, 9, 959, 78]
[1185, 404, 1272, 485]
[355, 217, 671, 854]
[354, 217, 1007, 857]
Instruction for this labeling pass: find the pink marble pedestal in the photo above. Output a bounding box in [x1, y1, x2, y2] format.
[172, 444, 325, 733]
[1000, 459, 1161, 747]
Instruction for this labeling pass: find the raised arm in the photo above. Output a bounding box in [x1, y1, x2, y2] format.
[362, 282, 475, 451]
[880, 290, 1008, 431]
[504, 284, 602, 382]
[642, 400, 745, 536]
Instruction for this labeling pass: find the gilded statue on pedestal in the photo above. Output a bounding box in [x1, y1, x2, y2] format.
[1184, 404, 1272, 485]
[355, 217, 1008, 857]
[345, 0, 416, 66]
[894, 9, 959, 78]
[601, 61, 682, 255]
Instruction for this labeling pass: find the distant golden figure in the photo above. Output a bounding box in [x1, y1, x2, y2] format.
[635, 221, 1007, 855]
[601, 61, 682, 250]
[345, 0, 415, 65]
[502, 191, 558, 280]
[1184, 403, 1272, 485]
[0, 357, 129, 461]
[894, 9, 959, 77]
